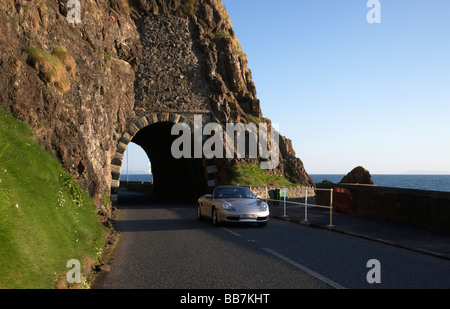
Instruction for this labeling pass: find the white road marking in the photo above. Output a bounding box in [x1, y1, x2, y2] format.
[221, 227, 242, 237]
[262, 248, 347, 289]
[220, 227, 346, 289]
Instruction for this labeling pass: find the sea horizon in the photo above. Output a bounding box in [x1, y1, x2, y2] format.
[120, 173, 450, 193]
[309, 174, 450, 193]
[311, 173, 450, 175]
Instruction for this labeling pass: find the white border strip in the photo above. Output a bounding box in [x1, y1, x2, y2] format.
[263, 248, 347, 289]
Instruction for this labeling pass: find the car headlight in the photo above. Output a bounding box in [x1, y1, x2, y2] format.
[222, 202, 236, 211]
[259, 202, 268, 212]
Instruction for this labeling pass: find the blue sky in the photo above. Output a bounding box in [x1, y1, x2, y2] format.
[221, 0, 450, 174]
[123, 0, 450, 175]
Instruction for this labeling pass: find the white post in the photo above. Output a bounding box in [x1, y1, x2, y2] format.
[126, 147, 129, 183]
[283, 186, 288, 217]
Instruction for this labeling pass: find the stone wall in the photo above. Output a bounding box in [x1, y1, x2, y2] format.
[316, 183, 450, 233]
[244, 186, 316, 202]
[134, 14, 211, 114]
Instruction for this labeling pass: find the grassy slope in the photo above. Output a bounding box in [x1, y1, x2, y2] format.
[229, 162, 301, 187]
[0, 107, 105, 288]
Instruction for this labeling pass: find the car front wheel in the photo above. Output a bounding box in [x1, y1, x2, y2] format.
[212, 208, 220, 226]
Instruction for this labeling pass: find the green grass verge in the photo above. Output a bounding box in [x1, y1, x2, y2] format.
[0, 107, 105, 288]
[229, 162, 300, 187]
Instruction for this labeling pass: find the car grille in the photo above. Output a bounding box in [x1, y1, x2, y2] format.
[226, 216, 268, 221]
[227, 216, 240, 221]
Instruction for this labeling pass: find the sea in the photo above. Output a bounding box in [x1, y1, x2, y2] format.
[121, 174, 153, 183]
[310, 174, 450, 193]
[121, 174, 450, 193]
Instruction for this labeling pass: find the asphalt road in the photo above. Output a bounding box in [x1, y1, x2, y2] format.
[93, 190, 450, 290]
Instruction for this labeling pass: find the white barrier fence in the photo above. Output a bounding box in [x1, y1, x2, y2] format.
[240, 185, 335, 227]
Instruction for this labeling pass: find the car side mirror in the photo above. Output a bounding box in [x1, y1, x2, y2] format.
[256, 195, 261, 199]
[205, 194, 212, 199]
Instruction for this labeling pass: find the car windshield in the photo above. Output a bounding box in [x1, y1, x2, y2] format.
[214, 187, 256, 199]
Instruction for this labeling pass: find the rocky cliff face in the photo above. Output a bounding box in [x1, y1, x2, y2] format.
[1, 0, 138, 204]
[0, 0, 313, 207]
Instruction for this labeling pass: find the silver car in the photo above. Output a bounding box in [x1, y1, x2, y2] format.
[197, 186, 270, 227]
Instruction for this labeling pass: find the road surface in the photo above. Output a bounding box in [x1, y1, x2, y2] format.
[94, 190, 450, 290]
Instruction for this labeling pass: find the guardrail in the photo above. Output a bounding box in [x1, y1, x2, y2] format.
[240, 185, 335, 227]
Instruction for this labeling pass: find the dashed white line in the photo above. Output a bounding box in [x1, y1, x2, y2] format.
[262, 248, 347, 289]
[221, 227, 242, 237]
[220, 227, 345, 289]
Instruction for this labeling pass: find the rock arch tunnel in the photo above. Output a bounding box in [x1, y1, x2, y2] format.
[110, 113, 218, 203]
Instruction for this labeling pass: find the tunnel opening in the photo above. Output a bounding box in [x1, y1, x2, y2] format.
[128, 121, 209, 202]
[121, 142, 152, 182]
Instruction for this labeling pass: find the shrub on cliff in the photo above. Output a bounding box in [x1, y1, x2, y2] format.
[230, 162, 298, 187]
[24, 46, 76, 93]
[51, 45, 77, 78]
[181, 0, 196, 15]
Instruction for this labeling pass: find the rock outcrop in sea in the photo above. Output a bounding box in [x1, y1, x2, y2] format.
[340, 166, 375, 185]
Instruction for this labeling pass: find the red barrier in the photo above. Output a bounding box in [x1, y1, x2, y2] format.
[333, 188, 351, 213]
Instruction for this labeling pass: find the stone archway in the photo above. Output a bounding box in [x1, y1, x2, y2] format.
[110, 112, 218, 203]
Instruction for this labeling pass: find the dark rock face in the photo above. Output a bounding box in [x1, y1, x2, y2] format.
[0, 0, 138, 203]
[0, 0, 314, 207]
[278, 134, 314, 187]
[340, 166, 375, 185]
